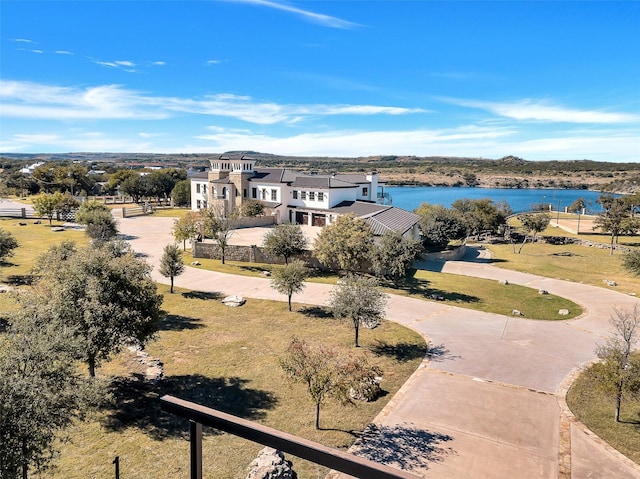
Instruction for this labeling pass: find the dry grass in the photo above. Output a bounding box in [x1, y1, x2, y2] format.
[41, 284, 427, 479]
[567, 355, 640, 465]
[0, 219, 88, 288]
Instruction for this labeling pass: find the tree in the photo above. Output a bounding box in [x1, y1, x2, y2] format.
[32, 192, 63, 225]
[622, 249, 640, 276]
[313, 214, 373, 273]
[201, 205, 237, 264]
[329, 274, 387, 347]
[279, 338, 382, 429]
[415, 203, 467, 249]
[270, 261, 307, 311]
[120, 174, 150, 203]
[594, 195, 639, 255]
[451, 198, 511, 240]
[148, 169, 187, 203]
[515, 213, 550, 253]
[263, 223, 308, 264]
[75, 200, 118, 245]
[159, 243, 185, 293]
[585, 306, 640, 422]
[0, 312, 103, 478]
[567, 197, 586, 214]
[171, 179, 191, 207]
[28, 242, 164, 377]
[173, 211, 202, 250]
[369, 231, 423, 283]
[240, 200, 265, 217]
[0, 229, 18, 263]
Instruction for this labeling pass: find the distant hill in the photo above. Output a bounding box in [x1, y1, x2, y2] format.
[2, 151, 639, 192]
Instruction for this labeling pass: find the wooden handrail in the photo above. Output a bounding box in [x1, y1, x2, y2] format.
[160, 395, 422, 479]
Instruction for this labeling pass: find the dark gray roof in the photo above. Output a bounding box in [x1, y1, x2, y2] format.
[333, 173, 368, 184]
[330, 200, 389, 216]
[291, 176, 355, 188]
[260, 201, 281, 209]
[189, 171, 209, 180]
[365, 207, 420, 236]
[330, 201, 419, 236]
[250, 168, 286, 184]
[210, 178, 233, 184]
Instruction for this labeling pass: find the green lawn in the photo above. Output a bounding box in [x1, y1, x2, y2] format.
[41, 284, 427, 479]
[487, 242, 640, 295]
[0, 218, 88, 286]
[567, 355, 640, 465]
[184, 252, 581, 320]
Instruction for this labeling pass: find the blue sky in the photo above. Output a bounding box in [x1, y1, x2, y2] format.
[1, 1, 639, 161]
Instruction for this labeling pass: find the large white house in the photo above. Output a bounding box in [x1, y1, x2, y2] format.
[190, 154, 420, 238]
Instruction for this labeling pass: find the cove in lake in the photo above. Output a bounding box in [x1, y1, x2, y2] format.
[385, 186, 614, 214]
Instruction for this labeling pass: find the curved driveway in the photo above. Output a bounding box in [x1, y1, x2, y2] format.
[118, 216, 640, 479]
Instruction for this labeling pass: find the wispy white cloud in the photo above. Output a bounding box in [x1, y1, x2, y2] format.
[12, 38, 36, 44]
[29, 49, 44, 54]
[55, 50, 74, 55]
[0, 132, 155, 153]
[152, 61, 166, 66]
[92, 59, 137, 72]
[229, 0, 360, 29]
[0, 80, 423, 124]
[206, 59, 222, 65]
[0, 81, 167, 120]
[443, 97, 639, 124]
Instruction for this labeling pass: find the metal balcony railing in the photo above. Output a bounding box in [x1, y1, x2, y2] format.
[160, 395, 422, 479]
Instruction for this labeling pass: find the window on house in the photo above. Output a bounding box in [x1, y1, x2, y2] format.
[293, 190, 298, 199]
[203, 186, 207, 196]
[203, 200, 207, 208]
[318, 192, 324, 201]
[196, 184, 201, 193]
[309, 192, 315, 201]
[362, 187, 368, 196]
[301, 191, 307, 200]
[197, 200, 201, 209]
[243, 188, 247, 198]
[252, 187, 257, 199]
[271, 189, 277, 201]
[262, 189, 268, 200]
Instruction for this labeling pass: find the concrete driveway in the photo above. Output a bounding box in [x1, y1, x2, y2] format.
[116, 216, 640, 479]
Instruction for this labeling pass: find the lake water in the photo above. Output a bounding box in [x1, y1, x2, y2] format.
[385, 186, 613, 214]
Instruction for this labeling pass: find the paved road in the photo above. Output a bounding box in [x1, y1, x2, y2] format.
[117, 216, 640, 479]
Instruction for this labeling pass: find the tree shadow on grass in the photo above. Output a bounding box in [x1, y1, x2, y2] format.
[181, 290, 222, 300]
[158, 314, 205, 331]
[4, 274, 36, 286]
[352, 423, 455, 471]
[101, 375, 278, 441]
[370, 340, 428, 363]
[299, 306, 334, 319]
[389, 277, 480, 305]
[239, 264, 271, 272]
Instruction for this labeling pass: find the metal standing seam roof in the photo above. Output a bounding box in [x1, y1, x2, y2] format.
[290, 176, 356, 188]
[365, 207, 421, 236]
[329, 201, 419, 235]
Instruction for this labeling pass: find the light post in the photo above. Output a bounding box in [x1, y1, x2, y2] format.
[556, 200, 561, 224]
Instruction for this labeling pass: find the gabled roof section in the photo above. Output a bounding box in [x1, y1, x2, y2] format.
[189, 171, 209, 180]
[291, 176, 356, 188]
[366, 207, 420, 236]
[329, 201, 419, 236]
[333, 173, 368, 184]
[250, 168, 286, 184]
